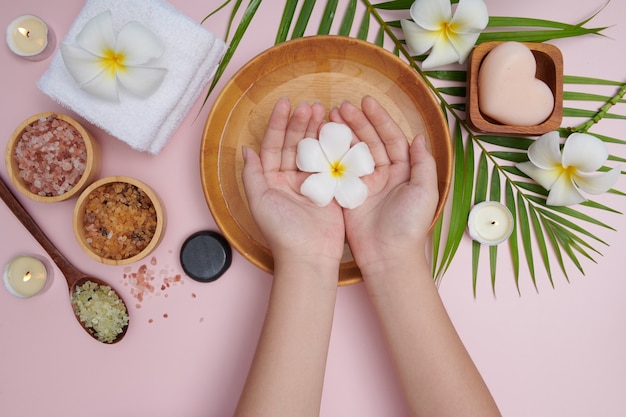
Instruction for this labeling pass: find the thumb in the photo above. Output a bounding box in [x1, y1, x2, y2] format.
[409, 134, 438, 195]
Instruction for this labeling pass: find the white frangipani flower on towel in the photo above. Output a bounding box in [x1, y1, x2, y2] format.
[60, 10, 167, 101]
[296, 122, 375, 209]
[517, 131, 621, 206]
[400, 0, 488, 69]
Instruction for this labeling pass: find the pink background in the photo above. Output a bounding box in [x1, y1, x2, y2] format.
[1, 1, 625, 416]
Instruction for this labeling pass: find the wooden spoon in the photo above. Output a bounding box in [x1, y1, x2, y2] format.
[0, 176, 129, 343]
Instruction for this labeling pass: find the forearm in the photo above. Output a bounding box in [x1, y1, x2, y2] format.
[234, 259, 339, 417]
[363, 255, 501, 417]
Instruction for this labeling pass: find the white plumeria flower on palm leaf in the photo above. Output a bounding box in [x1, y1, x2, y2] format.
[61, 11, 167, 101]
[296, 122, 375, 209]
[401, 0, 488, 69]
[517, 131, 621, 206]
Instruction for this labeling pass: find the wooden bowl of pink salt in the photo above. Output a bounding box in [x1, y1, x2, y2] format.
[5, 112, 100, 202]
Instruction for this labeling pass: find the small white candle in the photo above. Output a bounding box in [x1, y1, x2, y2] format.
[3, 255, 50, 298]
[467, 201, 514, 246]
[6, 14, 56, 60]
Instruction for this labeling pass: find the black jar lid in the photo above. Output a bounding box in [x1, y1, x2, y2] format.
[180, 231, 232, 283]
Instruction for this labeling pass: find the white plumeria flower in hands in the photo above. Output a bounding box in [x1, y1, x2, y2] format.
[401, 0, 489, 69]
[61, 10, 167, 101]
[296, 122, 375, 209]
[517, 131, 621, 206]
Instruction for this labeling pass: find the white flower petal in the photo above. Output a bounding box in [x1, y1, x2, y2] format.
[296, 138, 331, 173]
[116, 66, 167, 98]
[517, 161, 561, 190]
[300, 172, 337, 207]
[562, 133, 608, 172]
[573, 165, 621, 195]
[76, 11, 116, 57]
[116, 21, 165, 66]
[410, 0, 452, 31]
[401, 19, 438, 56]
[341, 142, 375, 177]
[546, 174, 586, 206]
[79, 70, 120, 101]
[319, 123, 352, 162]
[447, 31, 480, 64]
[450, 0, 489, 33]
[527, 131, 562, 170]
[335, 175, 369, 209]
[422, 33, 460, 69]
[60, 44, 107, 86]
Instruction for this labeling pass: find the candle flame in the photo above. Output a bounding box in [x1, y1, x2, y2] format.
[18, 27, 30, 38]
[23, 271, 32, 282]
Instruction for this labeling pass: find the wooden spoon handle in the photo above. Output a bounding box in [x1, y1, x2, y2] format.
[0, 176, 82, 285]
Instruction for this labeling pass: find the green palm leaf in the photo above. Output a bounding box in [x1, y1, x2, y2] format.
[528, 204, 554, 288]
[276, 0, 299, 42]
[318, 0, 339, 35]
[204, 0, 625, 295]
[201, 0, 262, 108]
[471, 152, 489, 294]
[505, 182, 520, 293]
[516, 193, 536, 289]
[488, 166, 501, 293]
[434, 123, 474, 280]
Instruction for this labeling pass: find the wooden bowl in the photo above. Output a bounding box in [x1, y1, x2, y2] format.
[5, 112, 100, 202]
[466, 41, 563, 135]
[200, 36, 453, 286]
[73, 176, 165, 265]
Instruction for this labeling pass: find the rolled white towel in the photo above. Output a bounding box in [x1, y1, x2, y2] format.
[38, 0, 226, 154]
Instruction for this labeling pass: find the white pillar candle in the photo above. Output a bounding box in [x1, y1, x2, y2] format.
[467, 201, 514, 246]
[6, 14, 56, 61]
[3, 255, 50, 298]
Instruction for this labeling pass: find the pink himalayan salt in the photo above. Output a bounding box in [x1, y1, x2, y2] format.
[13, 114, 87, 196]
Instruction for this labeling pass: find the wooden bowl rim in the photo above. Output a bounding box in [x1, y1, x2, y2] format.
[72, 176, 166, 266]
[5, 112, 100, 202]
[200, 35, 453, 286]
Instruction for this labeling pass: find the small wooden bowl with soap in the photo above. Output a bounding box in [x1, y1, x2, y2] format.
[466, 41, 563, 135]
[73, 176, 165, 265]
[6, 112, 101, 202]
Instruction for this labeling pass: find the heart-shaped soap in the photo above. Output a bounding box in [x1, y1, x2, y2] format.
[478, 42, 554, 126]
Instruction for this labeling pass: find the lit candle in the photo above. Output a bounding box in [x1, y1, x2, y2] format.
[5, 14, 56, 61]
[3, 255, 50, 298]
[467, 201, 514, 246]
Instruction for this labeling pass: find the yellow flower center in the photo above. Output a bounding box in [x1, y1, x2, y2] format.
[100, 48, 126, 78]
[330, 160, 345, 178]
[560, 165, 577, 179]
[440, 21, 457, 40]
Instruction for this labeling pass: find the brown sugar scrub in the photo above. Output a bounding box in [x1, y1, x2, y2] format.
[12, 114, 87, 197]
[81, 181, 158, 261]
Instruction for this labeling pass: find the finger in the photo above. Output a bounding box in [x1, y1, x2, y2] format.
[361, 96, 410, 165]
[328, 106, 344, 124]
[261, 98, 292, 173]
[409, 134, 438, 196]
[242, 146, 268, 207]
[337, 100, 391, 166]
[306, 101, 326, 138]
[280, 102, 313, 171]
